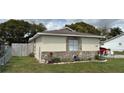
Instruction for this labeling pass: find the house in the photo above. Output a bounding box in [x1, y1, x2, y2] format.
[29, 27, 104, 63]
[101, 33, 124, 51]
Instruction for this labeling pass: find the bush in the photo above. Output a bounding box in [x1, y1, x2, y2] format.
[88, 58, 92, 60]
[61, 58, 72, 62]
[80, 58, 85, 61]
[52, 57, 61, 63]
[29, 52, 34, 57]
[95, 55, 99, 60]
[95, 55, 106, 60]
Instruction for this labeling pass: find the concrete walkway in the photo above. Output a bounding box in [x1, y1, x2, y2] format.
[52, 60, 107, 64]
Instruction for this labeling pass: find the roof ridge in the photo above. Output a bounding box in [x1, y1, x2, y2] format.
[63, 27, 76, 32]
[43, 27, 76, 33]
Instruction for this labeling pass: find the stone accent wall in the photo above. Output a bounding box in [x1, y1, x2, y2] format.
[40, 51, 98, 63]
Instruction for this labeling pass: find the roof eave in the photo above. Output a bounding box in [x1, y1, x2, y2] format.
[103, 33, 124, 43]
[29, 33, 105, 42]
[29, 33, 41, 42]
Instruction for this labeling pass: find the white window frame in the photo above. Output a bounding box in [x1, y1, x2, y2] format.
[68, 38, 79, 51]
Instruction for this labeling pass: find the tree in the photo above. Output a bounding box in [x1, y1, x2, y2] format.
[65, 22, 124, 41]
[28, 23, 46, 38]
[65, 22, 101, 35]
[0, 19, 46, 44]
[109, 27, 123, 38]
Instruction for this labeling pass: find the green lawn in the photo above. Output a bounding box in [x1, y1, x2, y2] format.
[2, 56, 124, 73]
[114, 51, 124, 55]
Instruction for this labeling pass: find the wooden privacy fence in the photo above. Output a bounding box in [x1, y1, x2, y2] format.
[0, 47, 12, 66]
[12, 43, 33, 56]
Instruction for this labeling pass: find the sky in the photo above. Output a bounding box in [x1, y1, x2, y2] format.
[0, 19, 124, 31]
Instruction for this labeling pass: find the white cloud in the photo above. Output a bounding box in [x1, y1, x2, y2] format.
[46, 22, 62, 30]
[1, 19, 124, 31]
[0, 19, 8, 23]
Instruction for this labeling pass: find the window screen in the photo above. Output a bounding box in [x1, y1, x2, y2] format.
[68, 39, 79, 51]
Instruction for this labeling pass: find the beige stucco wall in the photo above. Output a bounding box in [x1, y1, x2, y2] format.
[81, 38, 100, 51]
[34, 36, 66, 61]
[41, 36, 66, 51]
[35, 36, 42, 60]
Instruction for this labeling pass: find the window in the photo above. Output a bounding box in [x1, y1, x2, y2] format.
[68, 38, 79, 51]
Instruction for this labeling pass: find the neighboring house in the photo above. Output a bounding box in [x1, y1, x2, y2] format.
[101, 33, 124, 51]
[29, 27, 104, 63]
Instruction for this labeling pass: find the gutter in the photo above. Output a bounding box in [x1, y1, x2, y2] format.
[29, 33, 105, 42]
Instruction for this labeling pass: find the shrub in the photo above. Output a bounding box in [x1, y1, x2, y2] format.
[61, 58, 72, 62]
[88, 58, 92, 60]
[52, 57, 61, 63]
[29, 52, 34, 57]
[96, 55, 106, 60]
[80, 58, 85, 61]
[95, 55, 99, 60]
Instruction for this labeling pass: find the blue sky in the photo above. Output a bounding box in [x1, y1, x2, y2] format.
[0, 19, 124, 31]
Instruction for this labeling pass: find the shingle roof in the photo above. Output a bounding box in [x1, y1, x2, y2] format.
[43, 27, 100, 37]
[29, 27, 104, 42]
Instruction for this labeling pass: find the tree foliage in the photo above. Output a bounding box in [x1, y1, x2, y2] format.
[0, 19, 46, 44]
[65, 22, 101, 35]
[109, 27, 123, 38]
[0, 20, 123, 44]
[98, 27, 123, 40]
[65, 22, 123, 40]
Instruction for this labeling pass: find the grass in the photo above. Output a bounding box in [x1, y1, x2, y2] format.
[2, 56, 124, 73]
[114, 51, 124, 55]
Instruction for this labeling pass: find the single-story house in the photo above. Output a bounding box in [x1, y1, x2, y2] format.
[29, 27, 104, 63]
[101, 33, 124, 51]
